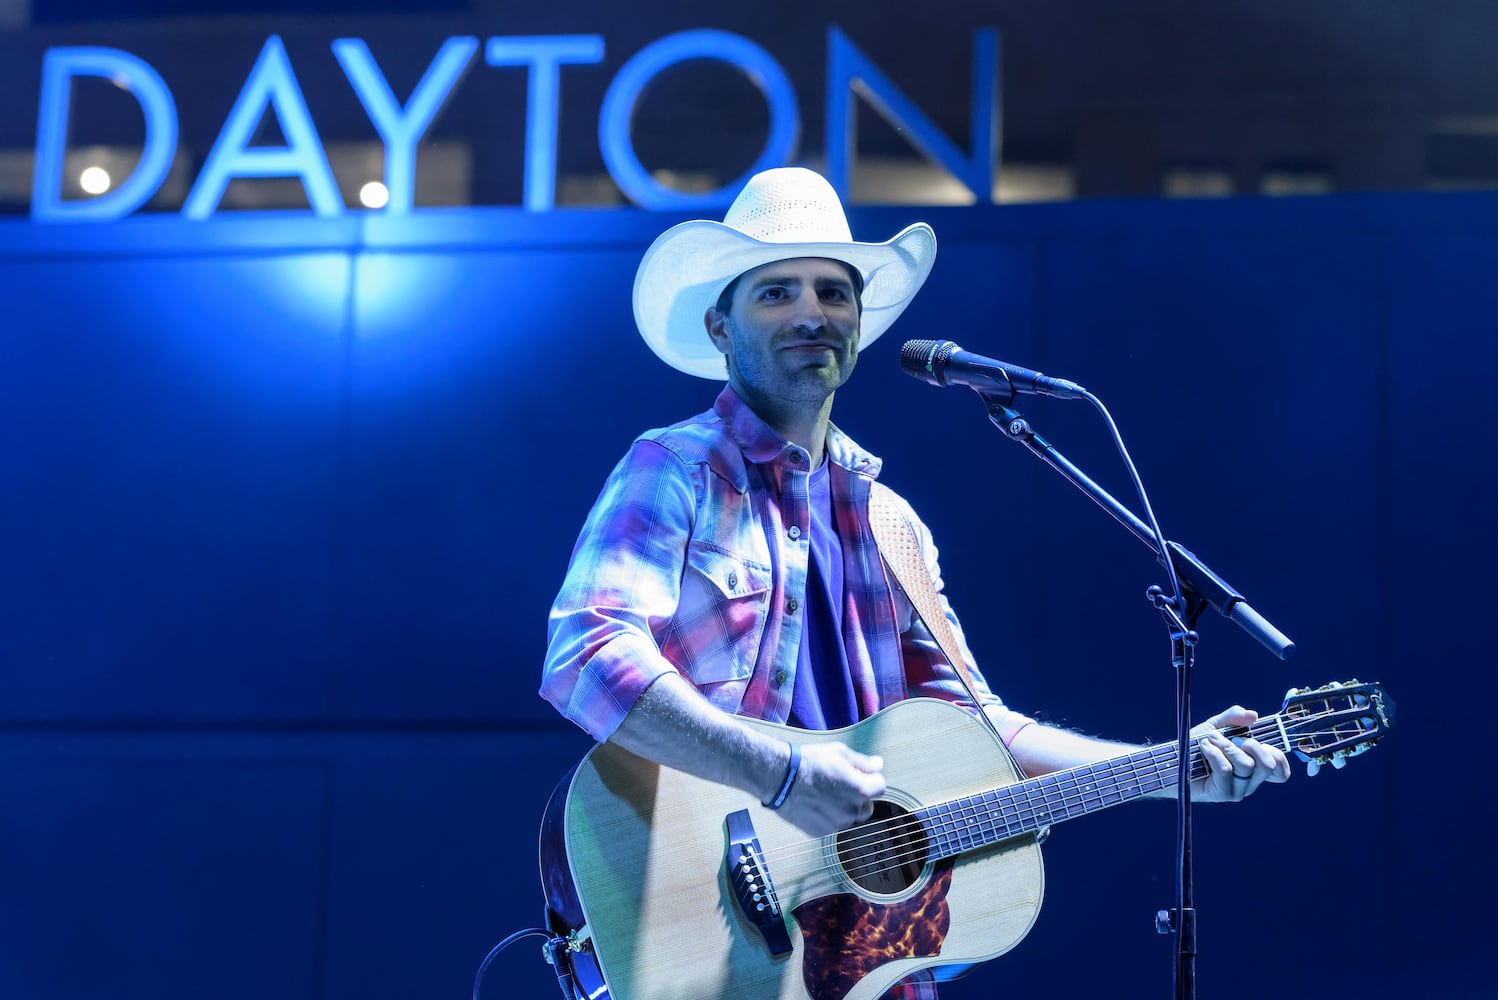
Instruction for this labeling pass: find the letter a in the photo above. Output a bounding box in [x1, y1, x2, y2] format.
[183, 35, 343, 219]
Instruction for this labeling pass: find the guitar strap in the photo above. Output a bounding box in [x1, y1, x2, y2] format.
[867, 480, 1008, 746]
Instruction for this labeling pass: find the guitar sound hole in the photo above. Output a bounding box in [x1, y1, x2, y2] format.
[835, 801, 930, 896]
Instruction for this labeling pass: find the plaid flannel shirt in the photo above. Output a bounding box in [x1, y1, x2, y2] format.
[541, 386, 1032, 1000]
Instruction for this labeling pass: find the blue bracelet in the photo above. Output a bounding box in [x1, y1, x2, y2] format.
[765, 742, 801, 810]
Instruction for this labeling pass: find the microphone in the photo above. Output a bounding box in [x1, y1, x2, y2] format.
[899, 339, 1087, 400]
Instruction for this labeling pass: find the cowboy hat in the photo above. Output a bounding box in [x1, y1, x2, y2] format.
[633, 167, 938, 379]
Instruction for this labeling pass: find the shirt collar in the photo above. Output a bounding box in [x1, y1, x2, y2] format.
[712, 385, 883, 480]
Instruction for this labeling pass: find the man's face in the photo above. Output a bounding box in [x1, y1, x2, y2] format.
[706, 257, 862, 408]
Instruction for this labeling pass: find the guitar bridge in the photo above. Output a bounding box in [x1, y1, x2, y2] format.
[724, 809, 792, 956]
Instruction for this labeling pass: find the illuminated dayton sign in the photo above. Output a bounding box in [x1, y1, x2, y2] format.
[30, 27, 998, 221]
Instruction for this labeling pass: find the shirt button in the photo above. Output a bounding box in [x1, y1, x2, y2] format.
[787, 525, 801, 541]
[790, 451, 805, 465]
[787, 598, 799, 614]
[726, 571, 738, 589]
[774, 670, 788, 685]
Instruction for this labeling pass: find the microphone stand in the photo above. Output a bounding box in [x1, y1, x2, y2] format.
[974, 390, 1293, 1000]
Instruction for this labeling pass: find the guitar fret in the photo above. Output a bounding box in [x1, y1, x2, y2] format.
[915, 700, 1376, 864]
[920, 744, 1186, 858]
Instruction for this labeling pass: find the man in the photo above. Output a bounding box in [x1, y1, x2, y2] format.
[540, 167, 1288, 998]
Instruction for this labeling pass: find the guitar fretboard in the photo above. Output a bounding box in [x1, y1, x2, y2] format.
[916, 717, 1286, 859]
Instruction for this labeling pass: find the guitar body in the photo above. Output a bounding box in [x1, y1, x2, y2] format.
[539, 679, 1394, 1000]
[542, 698, 1045, 1000]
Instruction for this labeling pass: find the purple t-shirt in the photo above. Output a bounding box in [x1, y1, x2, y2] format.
[788, 458, 859, 730]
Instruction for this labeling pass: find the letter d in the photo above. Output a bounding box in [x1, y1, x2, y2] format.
[32, 47, 178, 222]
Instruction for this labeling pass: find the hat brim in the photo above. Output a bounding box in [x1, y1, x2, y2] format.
[633, 219, 938, 379]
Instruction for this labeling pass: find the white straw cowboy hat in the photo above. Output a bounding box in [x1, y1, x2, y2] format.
[633, 167, 938, 379]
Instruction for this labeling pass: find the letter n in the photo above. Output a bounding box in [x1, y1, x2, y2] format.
[824, 27, 1000, 203]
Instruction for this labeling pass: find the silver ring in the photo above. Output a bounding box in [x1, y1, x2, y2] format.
[1232, 772, 1252, 780]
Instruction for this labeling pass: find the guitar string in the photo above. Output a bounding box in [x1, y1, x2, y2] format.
[761, 750, 1181, 894]
[764, 723, 1276, 892]
[795, 698, 1375, 878]
[784, 737, 1195, 891]
[794, 712, 1376, 890]
[823, 712, 1383, 884]
[761, 717, 1275, 876]
[755, 715, 1360, 892]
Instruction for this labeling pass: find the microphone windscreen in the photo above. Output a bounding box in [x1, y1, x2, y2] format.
[898, 339, 955, 383]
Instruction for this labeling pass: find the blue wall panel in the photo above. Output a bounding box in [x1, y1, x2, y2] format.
[321, 729, 593, 1000]
[331, 246, 654, 722]
[1, 251, 347, 721]
[1379, 229, 1498, 995]
[0, 745, 328, 999]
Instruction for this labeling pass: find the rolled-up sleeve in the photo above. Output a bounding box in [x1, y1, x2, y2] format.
[540, 440, 697, 741]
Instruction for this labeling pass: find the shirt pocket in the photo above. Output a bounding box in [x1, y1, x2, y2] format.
[669, 542, 773, 686]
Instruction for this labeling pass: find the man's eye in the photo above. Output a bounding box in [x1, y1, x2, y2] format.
[759, 287, 787, 301]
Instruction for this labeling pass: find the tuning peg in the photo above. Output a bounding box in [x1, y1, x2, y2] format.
[1305, 759, 1321, 777]
[1331, 755, 1347, 770]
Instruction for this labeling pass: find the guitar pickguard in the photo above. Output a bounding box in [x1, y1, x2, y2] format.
[793, 859, 955, 1000]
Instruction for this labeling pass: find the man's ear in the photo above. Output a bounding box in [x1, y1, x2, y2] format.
[704, 307, 730, 355]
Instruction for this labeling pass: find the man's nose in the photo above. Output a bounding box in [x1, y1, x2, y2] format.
[789, 290, 830, 330]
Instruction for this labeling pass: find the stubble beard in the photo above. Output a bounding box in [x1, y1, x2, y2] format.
[725, 318, 859, 409]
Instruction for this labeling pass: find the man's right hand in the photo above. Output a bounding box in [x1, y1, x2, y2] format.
[777, 741, 886, 837]
[608, 674, 887, 839]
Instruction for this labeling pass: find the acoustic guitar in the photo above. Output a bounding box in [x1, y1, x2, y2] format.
[538, 680, 1392, 1000]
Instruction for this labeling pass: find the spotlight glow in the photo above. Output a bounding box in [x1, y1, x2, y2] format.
[359, 181, 390, 209]
[79, 166, 112, 195]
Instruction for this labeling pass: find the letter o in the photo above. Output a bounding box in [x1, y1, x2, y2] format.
[599, 30, 798, 211]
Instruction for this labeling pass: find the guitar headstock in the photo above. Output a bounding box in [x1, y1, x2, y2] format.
[1279, 680, 1394, 776]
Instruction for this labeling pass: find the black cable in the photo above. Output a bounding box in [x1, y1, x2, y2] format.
[472, 926, 553, 1000]
[1081, 389, 1184, 609]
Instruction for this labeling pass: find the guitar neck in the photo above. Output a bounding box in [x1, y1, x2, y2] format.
[918, 715, 1290, 859]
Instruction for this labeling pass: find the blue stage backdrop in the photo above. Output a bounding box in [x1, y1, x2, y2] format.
[1, 191, 1494, 999]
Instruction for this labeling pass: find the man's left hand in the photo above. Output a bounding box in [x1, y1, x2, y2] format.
[1192, 706, 1292, 802]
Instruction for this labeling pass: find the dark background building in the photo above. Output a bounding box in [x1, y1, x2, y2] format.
[3, 0, 1497, 214]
